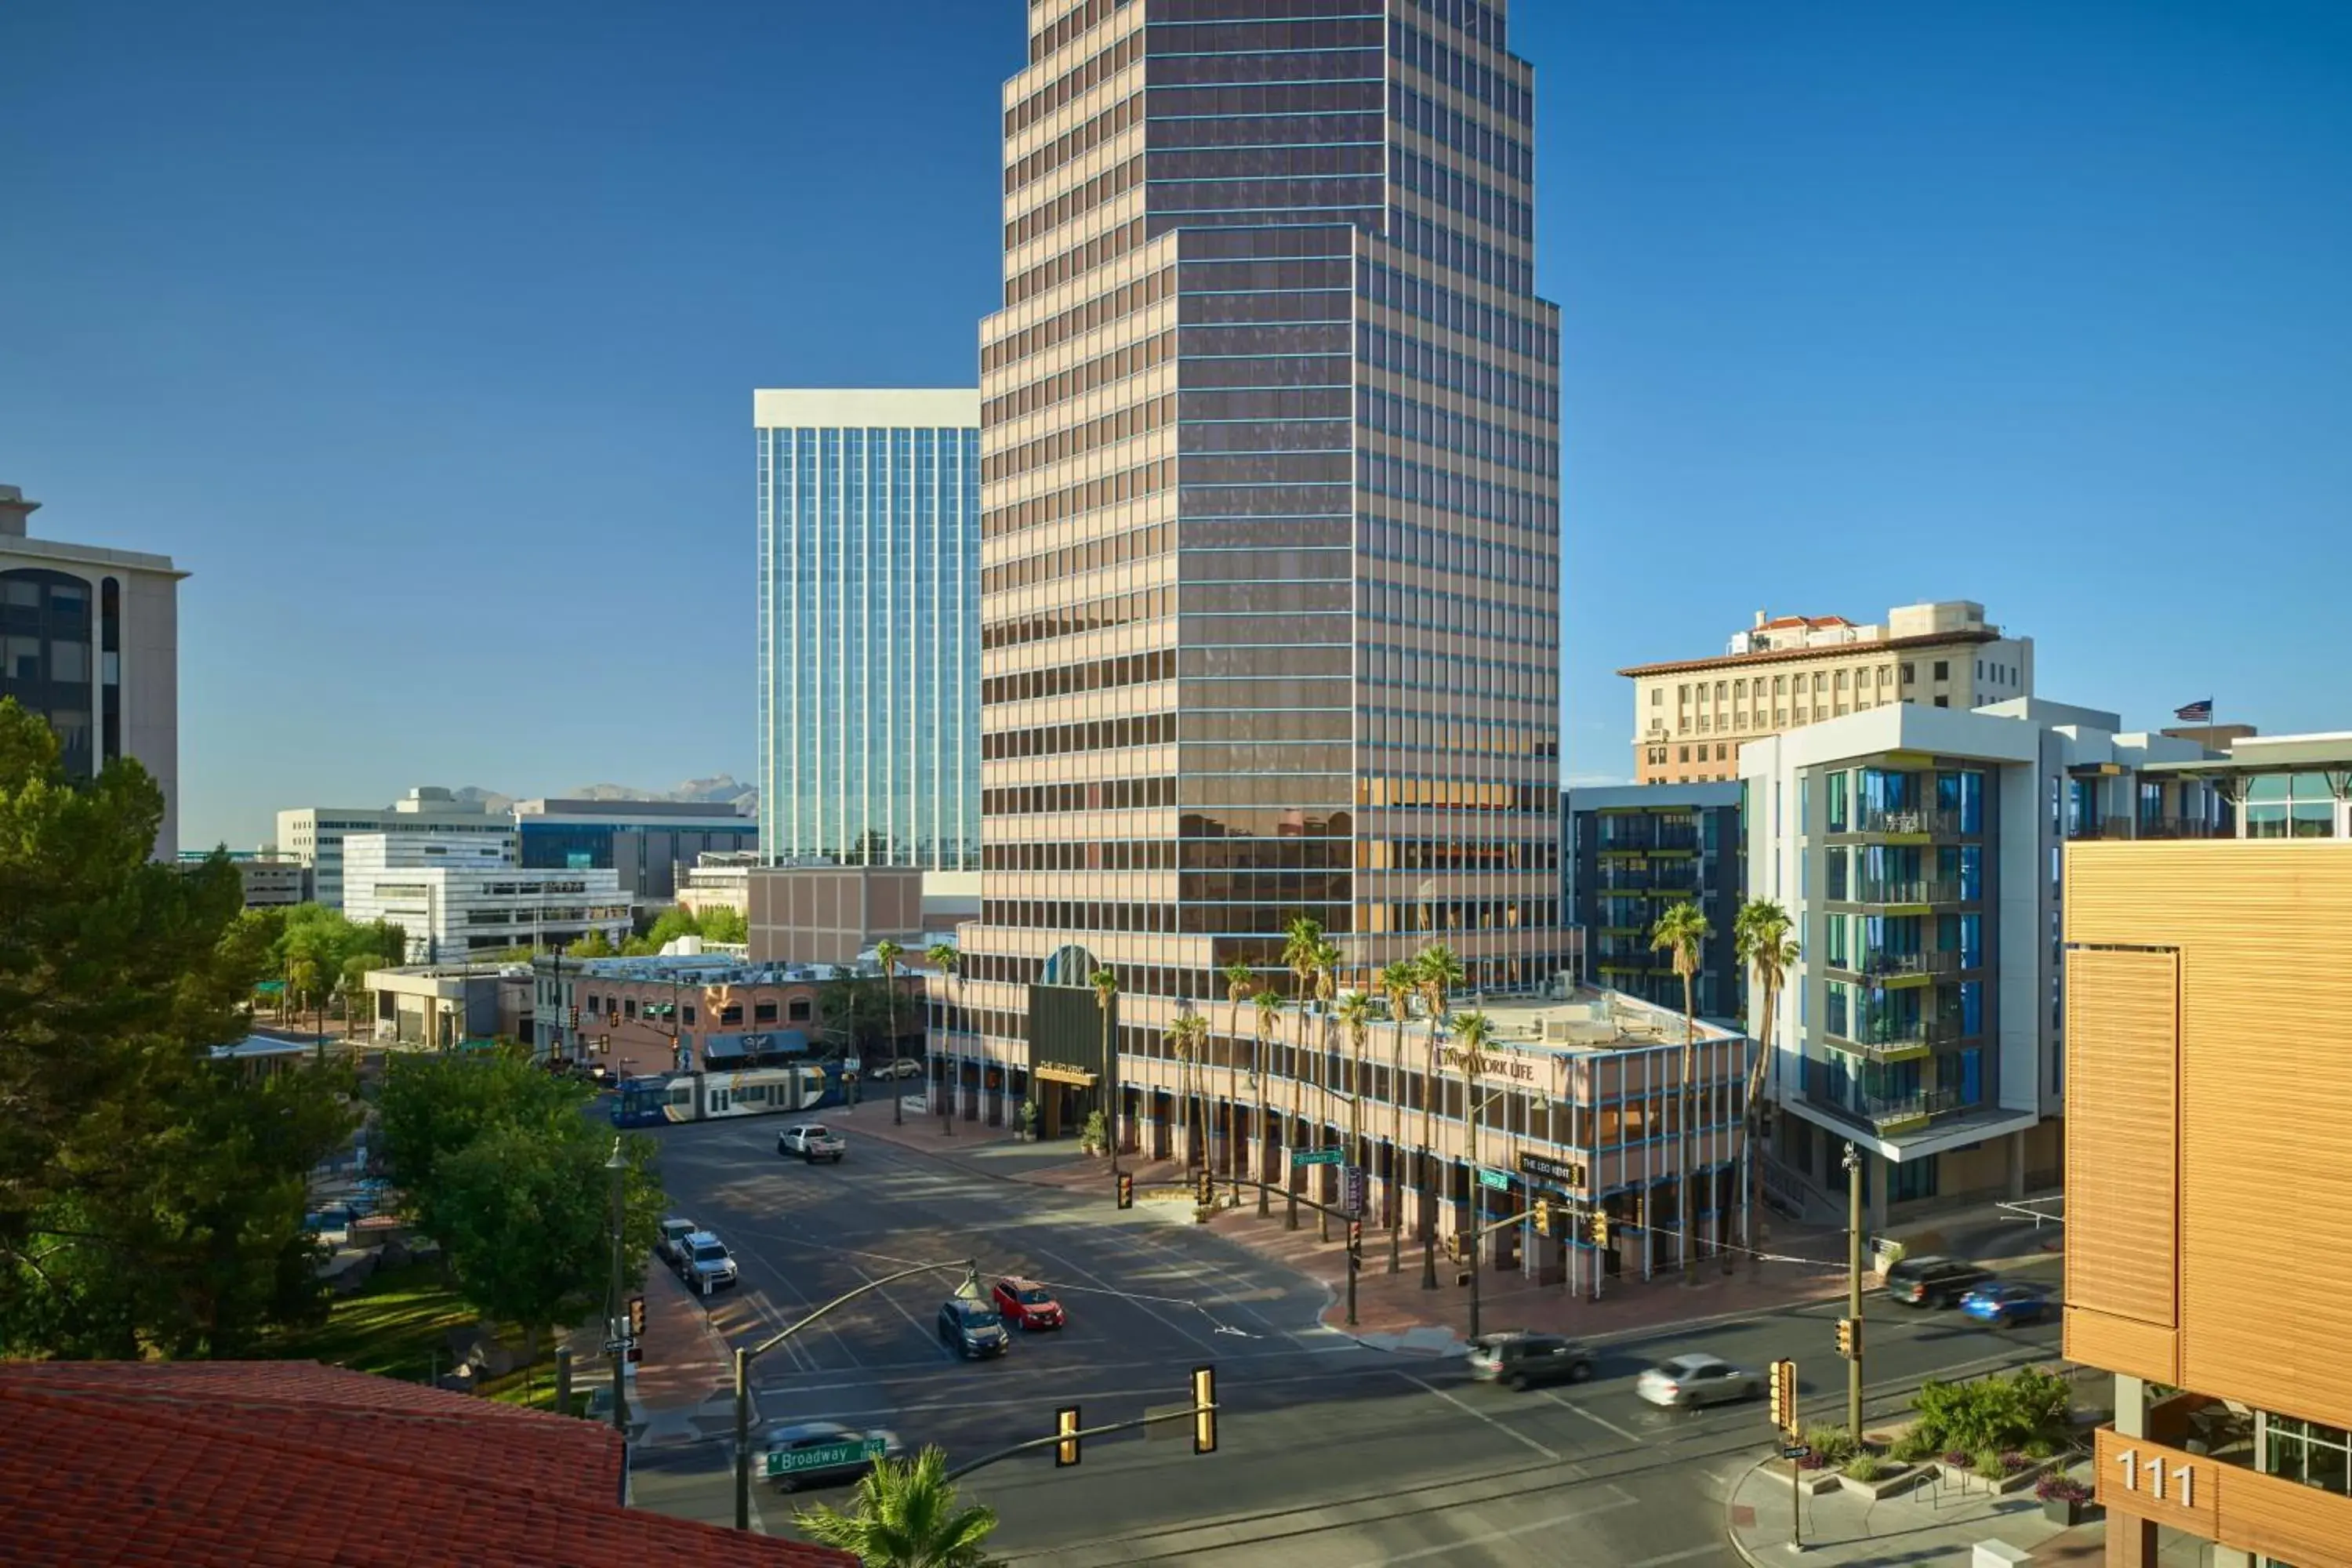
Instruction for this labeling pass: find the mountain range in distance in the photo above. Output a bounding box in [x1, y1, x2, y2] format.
[442, 775, 757, 814]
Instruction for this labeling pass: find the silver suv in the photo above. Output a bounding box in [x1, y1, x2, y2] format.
[676, 1231, 739, 1295]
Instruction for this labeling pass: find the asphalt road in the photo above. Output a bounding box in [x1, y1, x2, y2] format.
[639, 1112, 2067, 1566]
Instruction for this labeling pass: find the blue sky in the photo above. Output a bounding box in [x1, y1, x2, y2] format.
[3, 2, 2347, 850]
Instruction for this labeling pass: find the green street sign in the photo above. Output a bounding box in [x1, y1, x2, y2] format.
[765, 1436, 887, 1476]
[1476, 1167, 1512, 1191]
[1291, 1147, 1345, 1167]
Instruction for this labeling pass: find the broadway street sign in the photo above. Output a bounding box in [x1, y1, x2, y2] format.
[1291, 1147, 1345, 1167]
[765, 1436, 887, 1476]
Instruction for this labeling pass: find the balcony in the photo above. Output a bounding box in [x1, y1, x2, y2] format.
[1823, 1016, 1965, 1061]
[1837, 878, 1966, 906]
[1814, 1083, 1965, 1134]
[1598, 867, 1700, 896]
[2064, 817, 2138, 843]
[1598, 822, 1698, 854]
[1831, 949, 1964, 980]
[1850, 807, 1969, 837]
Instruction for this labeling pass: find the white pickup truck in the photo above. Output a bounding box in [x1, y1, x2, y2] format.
[778, 1123, 847, 1163]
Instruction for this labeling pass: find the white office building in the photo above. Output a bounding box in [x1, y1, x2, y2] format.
[1740, 697, 2212, 1228]
[277, 786, 514, 908]
[342, 833, 630, 962]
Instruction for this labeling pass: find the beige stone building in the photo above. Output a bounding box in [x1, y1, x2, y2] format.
[1618, 601, 2034, 785]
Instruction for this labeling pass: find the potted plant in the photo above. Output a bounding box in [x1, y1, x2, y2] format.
[2037, 1475, 2095, 1526]
[1079, 1109, 1108, 1156]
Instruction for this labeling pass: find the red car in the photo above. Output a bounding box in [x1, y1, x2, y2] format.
[991, 1277, 1065, 1330]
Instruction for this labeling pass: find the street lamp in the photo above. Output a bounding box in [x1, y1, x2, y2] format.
[1842, 1140, 1864, 1438]
[604, 1138, 630, 1455]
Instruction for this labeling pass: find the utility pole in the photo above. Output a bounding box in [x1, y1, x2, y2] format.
[604, 1139, 630, 1450]
[1844, 1140, 1864, 1439]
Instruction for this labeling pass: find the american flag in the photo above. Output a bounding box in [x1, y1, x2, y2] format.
[2174, 699, 2214, 723]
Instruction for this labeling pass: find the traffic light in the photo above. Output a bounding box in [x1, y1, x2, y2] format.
[1116, 1171, 1134, 1210]
[1196, 1169, 1215, 1207]
[569, 1007, 580, 1029]
[1591, 1210, 1612, 1249]
[1443, 1229, 1463, 1262]
[1531, 1197, 1552, 1237]
[1835, 1318, 1860, 1360]
[1769, 1359, 1796, 1434]
[1346, 1219, 1363, 1267]
[1055, 1405, 1082, 1468]
[1191, 1365, 1218, 1455]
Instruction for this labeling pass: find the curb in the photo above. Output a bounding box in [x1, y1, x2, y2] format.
[1722, 1458, 1780, 1568]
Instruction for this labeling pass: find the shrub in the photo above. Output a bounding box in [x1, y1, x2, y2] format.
[1798, 1451, 1831, 1471]
[1803, 1424, 1858, 1465]
[1944, 1450, 1970, 1469]
[2023, 1436, 2059, 1461]
[1842, 1453, 1886, 1483]
[1911, 1367, 2074, 1454]
[1889, 1427, 1940, 1463]
[2037, 1475, 2092, 1504]
[2000, 1449, 2031, 1474]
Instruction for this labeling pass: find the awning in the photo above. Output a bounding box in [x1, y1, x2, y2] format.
[1033, 1064, 1098, 1087]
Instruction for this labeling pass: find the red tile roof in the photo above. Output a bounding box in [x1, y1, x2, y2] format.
[0, 1360, 858, 1568]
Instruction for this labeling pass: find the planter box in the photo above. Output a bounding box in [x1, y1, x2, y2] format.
[1839, 1464, 1930, 1501]
[1937, 1458, 2055, 1496]
[1798, 1471, 1845, 1496]
[2042, 1497, 2099, 1526]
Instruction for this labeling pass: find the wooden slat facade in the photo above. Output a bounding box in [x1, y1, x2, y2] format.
[2061, 946, 2177, 1330]
[2094, 1428, 2352, 1568]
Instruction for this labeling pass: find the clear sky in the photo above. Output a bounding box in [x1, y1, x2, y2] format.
[4, 2, 2347, 849]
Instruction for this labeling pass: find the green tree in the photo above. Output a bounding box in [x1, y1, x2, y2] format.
[1279, 915, 1327, 1232]
[1251, 987, 1282, 1217]
[697, 905, 748, 945]
[1732, 899, 1799, 1275]
[566, 929, 617, 960]
[1167, 1009, 1208, 1171]
[1651, 900, 1712, 1287]
[876, 939, 906, 1126]
[1221, 960, 1253, 1190]
[794, 1446, 1001, 1568]
[376, 1048, 595, 1232]
[926, 942, 960, 1131]
[1090, 967, 1119, 1166]
[1335, 988, 1373, 1201]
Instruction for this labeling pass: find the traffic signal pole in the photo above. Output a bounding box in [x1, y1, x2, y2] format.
[1845, 1142, 1864, 1439]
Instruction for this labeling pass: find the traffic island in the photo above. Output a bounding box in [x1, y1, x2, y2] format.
[1724, 1452, 2085, 1566]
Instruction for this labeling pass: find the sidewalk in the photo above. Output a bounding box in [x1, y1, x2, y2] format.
[1723, 1455, 2110, 1567]
[567, 1266, 739, 1450]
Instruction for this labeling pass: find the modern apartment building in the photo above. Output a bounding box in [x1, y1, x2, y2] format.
[1, 484, 184, 855]
[341, 833, 629, 964]
[1740, 698, 2209, 1228]
[1620, 601, 2034, 786]
[2066, 804, 2352, 1568]
[1565, 782, 1744, 1021]
[277, 787, 514, 909]
[511, 797, 757, 902]
[754, 388, 982, 899]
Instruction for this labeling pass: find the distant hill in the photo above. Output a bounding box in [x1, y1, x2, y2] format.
[426, 778, 757, 814]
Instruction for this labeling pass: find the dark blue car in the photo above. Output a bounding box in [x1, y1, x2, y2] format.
[1960, 1281, 2053, 1327]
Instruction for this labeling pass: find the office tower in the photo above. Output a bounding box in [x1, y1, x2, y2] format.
[754, 390, 983, 898]
[1621, 601, 2035, 785]
[0, 483, 183, 855]
[955, 2, 1563, 1142]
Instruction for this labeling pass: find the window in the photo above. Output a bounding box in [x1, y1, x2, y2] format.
[1825, 980, 1849, 1038]
[754, 1001, 778, 1023]
[2265, 1414, 2352, 1496]
[1826, 845, 1849, 900]
[624, 999, 637, 1018]
[1715, 743, 1727, 760]
[788, 998, 811, 1022]
[1679, 745, 1690, 762]
[1933, 696, 1949, 708]
[1813, 672, 1826, 692]
[1733, 679, 1747, 698]
[1835, 669, 1848, 688]
[1933, 660, 1949, 681]
[1650, 688, 1662, 706]
[1890, 1156, 1939, 1203]
[1902, 663, 1916, 684]
[1773, 675, 1788, 695]
[1826, 913, 1848, 966]
[683, 1005, 697, 1025]
[1827, 769, 1849, 832]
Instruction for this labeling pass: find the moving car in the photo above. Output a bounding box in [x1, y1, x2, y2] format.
[1961, 1280, 2054, 1327]
[762, 1419, 903, 1493]
[1467, 1331, 1596, 1391]
[1883, 1254, 1994, 1308]
[1635, 1353, 1759, 1408]
[779, 1123, 848, 1163]
[870, 1057, 924, 1080]
[937, 1297, 1011, 1359]
[990, 1277, 1065, 1330]
[655, 1217, 698, 1267]
[674, 1231, 739, 1295]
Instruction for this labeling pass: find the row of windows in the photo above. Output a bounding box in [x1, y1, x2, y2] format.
[1363, 706, 1555, 760]
[985, 520, 1169, 597]
[983, 894, 1555, 939]
[1365, 837, 1556, 871]
[1389, 209, 1535, 296]
[985, 833, 1548, 877]
[1360, 510, 1558, 597]
[1361, 322, 1555, 422]
[987, 838, 1178, 873]
[1150, 174, 1384, 224]
[1392, 20, 1531, 128]
[982, 454, 1174, 542]
[982, 645, 1174, 706]
[1007, 214, 1149, 309]
[1402, 0, 1507, 50]
[1361, 257, 1554, 366]
[983, 775, 1175, 817]
[1364, 637, 1555, 709]
[1150, 109, 1380, 155]
[982, 584, 1165, 651]
[1007, 153, 1142, 250]
[1180, 281, 1352, 325]
[1153, 142, 1384, 184]
[982, 710, 1175, 761]
[1390, 144, 1531, 241]
[1178, 350, 1348, 392]
[1149, 45, 1378, 89]
[1392, 81, 1529, 186]
[1144, 16, 1385, 59]
[984, 322, 1172, 429]
[1145, 78, 1382, 123]
[1007, 22, 1142, 138]
[1029, 0, 1133, 67]
[1359, 450, 1555, 543]
[983, 262, 1170, 374]
[1358, 775, 1554, 813]
[1361, 386, 1557, 479]
[983, 392, 1174, 485]
[1007, 86, 1141, 198]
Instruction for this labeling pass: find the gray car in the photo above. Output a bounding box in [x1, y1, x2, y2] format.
[674, 1231, 739, 1295]
[1635, 1352, 1759, 1408]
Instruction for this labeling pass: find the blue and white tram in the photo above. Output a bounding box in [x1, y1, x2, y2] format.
[609, 1064, 843, 1128]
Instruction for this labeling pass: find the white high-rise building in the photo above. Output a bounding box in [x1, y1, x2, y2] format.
[341, 832, 630, 962]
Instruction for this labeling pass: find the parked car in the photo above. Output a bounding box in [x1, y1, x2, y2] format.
[1635, 1353, 1759, 1408]
[937, 1298, 1011, 1359]
[990, 1277, 1065, 1330]
[1467, 1331, 1596, 1391]
[870, 1057, 924, 1080]
[1961, 1280, 2054, 1327]
[762, 1419, 902, 1493]
[655, 1218, 699, 1268]
[779, 1123, 847, 1163]
[1884, 1254, 1994, 1308]
[674, 1231, 739, 1295]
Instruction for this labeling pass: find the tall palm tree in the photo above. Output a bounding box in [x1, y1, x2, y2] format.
[1413, 942, 1465, 1290]
[925, 942, 959, 1137]
[1253, 986, 1282, 1216]
[1222, 959, 1254, 1194]
[1377, 959, 1418, 1273]
[1650, 900, 1711, 1286]
[793, 1445, 1000, 1568]
[1308, 936, 1344, 1240]
[875, 939, 906, 1126]
[1280, 914, 1326, 1232]
[1452, 1007, 1495, 1189]
[1168, 1010, 1208, 1176]
[1335, 989, 1374, 1225]
[1091, 966, 1120, 1173]
[1732, 900, 1799, 1273]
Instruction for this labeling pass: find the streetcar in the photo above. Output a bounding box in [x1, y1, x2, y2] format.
[608, 1064, 844, 1128]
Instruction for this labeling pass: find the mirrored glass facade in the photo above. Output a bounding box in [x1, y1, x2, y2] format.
[755, 390, 982, 873]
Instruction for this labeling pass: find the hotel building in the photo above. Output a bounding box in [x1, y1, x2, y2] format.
[2065, 749, 2352, 1568]
[753, 388, 983, 898]
[943, 0, 1566, 1259]
[1620, 600, 2034, 786]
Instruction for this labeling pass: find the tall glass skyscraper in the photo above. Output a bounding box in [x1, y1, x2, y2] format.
[754, 390, 982, 877]
[956, 2, 1563, 1135]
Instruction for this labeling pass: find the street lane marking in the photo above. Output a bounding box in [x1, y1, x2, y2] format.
[1029, 1243, 1221, 1356]
[1398, 1373, 1561, 1461]
[1539, 1389, 1642, 1443]
[844, 1260, 957, 1363]
[1348, 1490, 1637, 1565]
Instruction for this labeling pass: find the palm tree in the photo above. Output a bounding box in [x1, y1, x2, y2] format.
[1091, 967, 1120, 1174]
[793, 1445, 1000, 1568]
[1280, 914, 1326, 1232]
[1732, 900, 1799, 1274]
[1650, 900, 1711, 1286]
[876, 939, 906, 1126]
[1222, 959, 1254, 1195]
[1335, 989, 1374, 1225]
[1377, 960, 1418, 1273]
[1253, 986, 1283, 1216]
[1168, 1010, 1208, 1177]
[1413, 942, 1465, 1290]
[925, 942, 959, 1137]
[1308, 936, 1344, 1240]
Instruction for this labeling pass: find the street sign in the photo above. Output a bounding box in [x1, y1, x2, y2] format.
[1342, 1166, 1368, 1216]
[602, 1337, 637, 1356]
[1780, 1444, 1811, 1461]
[1291, 1147, 1345, 1167]
[1516, 1151, 1585, 1190]
[1476, 1167, 1512, 1192]
[765, 1436, 887, 1476]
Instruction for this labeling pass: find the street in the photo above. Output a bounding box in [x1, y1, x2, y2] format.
[637, 1111, 2066, 1566]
